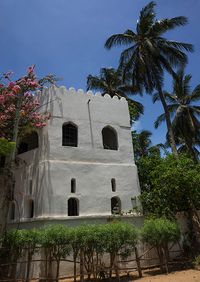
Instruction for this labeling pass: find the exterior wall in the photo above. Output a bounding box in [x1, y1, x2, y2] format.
[11, 86, 140, 222]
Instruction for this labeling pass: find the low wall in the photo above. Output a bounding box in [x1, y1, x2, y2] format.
[7, 214, 145, 230]
[5, 215, 184, 281]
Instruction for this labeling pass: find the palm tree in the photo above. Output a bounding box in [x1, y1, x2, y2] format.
[132, 130, 165, 160]
[87, 67, 144, 122]
[154, 69, 200, 161]
[132, 130, 152, 160]
[105, 1, 193, 156]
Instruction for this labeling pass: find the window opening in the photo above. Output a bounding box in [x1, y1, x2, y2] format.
[29, 180, 33, 195]
[68, 198, 79, 216]
[0, 156, 6, 168]
[102, 127, 118, 150]
[62, 123, 78, 147]
[71, 178, 76, 193]
[111, 178, 116, 192]
[111, 197, 121, 214]
[27, 199, 34, 218]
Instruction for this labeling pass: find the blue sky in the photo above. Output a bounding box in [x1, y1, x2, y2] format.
[0, 0, 200, 145]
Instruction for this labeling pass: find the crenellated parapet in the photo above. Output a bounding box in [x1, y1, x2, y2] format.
[37, 85, 130, 127]
[37, 85, 127, 103]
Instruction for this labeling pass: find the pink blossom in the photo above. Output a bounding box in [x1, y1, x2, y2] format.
[12, 85, 21, 94]
[8, 81, 16, 89]
[29, 81, 38, 88]
[27, 65, 35, 74]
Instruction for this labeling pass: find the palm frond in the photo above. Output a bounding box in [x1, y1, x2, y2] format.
[160, 40, 194, 52]
[190, 85, 200, 102]
[191, 106, 200, 116]
[119, 45, 137, 69]
[118, 85, 138, 95]
[183, 74, 192, 98]
[127, 98, 144, 121]
[137, 1, 156, 35]
[154, 113, 166, 128]
[152, 92, 160, 103]
[149, 17, 188, 36]
[86, 74, 106, 92]
[105, 31, 135, 49]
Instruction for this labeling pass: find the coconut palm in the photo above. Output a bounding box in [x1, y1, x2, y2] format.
[105, 1, 193, 156]
[132, 130, 152, 160]
[132, 130, 164, 160]
[87, 67, 144, 122]
[154, 69, 200, 161]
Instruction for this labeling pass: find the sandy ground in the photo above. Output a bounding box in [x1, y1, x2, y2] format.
[59, 269, 200, 282]
[30, 269, 200, 282]
[128, 269, 200, 282]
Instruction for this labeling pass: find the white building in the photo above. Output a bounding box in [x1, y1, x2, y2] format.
[10, 86, 140, 223]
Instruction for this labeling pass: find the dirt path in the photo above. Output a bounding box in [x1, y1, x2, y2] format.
[59, 269, 200, 282]
[135, 269, 200, 282]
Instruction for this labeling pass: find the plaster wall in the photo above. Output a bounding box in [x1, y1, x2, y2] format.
[12, 86, 140, 221]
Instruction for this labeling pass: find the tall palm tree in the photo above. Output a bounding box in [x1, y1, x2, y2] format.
[87, 67, 144, 122]
[154, 69, 200, 161]
[105, 1, 193, 156]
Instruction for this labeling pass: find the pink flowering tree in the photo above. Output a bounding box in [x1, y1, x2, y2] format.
[0, 66, 56, 149]
[0, 66, 57, 234]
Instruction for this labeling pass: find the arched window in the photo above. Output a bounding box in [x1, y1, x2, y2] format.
[18, 131, 38, 154]
[68, 198, 79, 216]
[111, 197, 121, 214]
[62, 123, 78, 147]
[102, 126, 118, 150]
[10, 201, 15, 220]
[111, 178, 116, 192]
[71, 178, 76, 193]
[27, 199, 34, 218]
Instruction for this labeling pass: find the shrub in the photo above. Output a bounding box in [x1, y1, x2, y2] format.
[141, 218, 180, 273]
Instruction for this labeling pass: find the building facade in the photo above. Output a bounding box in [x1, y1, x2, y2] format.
[10, 86, 140, 222]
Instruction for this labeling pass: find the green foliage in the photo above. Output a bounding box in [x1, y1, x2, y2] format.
[0, 138, 15, 156]
[1, 223, 138, 257]
[139, 154, 200, 217]
[141, 218, 180, 247]
[153, 68, 200, 161]
[40, 225, 71, 259]
[87, 67, 144, 123]
[102, 222, 138, 254]
[193, 255, 200, 267]
[1, 221, 182, 278]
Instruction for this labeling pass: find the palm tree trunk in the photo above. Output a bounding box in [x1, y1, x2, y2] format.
[185, 109, 198, 162]
[157, 86, 178, 157]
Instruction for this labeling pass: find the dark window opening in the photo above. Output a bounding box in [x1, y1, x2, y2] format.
[71, 178, 76, 193]
[111, 178, 116, 192]
[68, 198, 79, 216]
[29, 180, 33, 195]
[62, 123, 78, 147]
[111, 197, 121, 214]
[0, 156, 6, 168]
[18, 131, 38, 154]
[10, 202, 15, 220]
[27, 199, 34, 218]
[102, 127, 118, 150]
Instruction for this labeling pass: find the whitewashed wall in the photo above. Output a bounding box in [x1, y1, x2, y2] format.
[11, 86, 140, 222]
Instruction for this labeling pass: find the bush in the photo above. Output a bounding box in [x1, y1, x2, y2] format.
[141, 218, 180, 273]
[141, 218, 180, 247]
